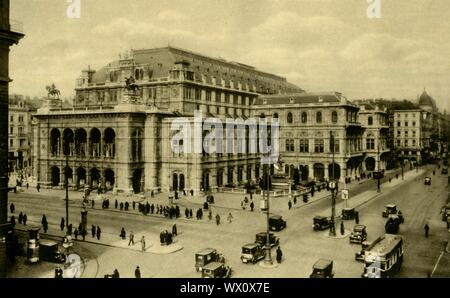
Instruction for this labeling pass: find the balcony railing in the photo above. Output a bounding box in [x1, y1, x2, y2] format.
[9, 19, 24, 34]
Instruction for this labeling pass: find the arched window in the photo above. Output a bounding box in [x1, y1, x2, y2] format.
[316, 111, 322, 124]
[368, 116, 373, 126]
[287, 112, 293, 124]
[301, 112, 307, 123]
[132, 129, 143, 161]
[273, 113, 279, 119]
[332, 111, 338, 123]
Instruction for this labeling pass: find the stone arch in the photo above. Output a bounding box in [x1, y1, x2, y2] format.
[50, 166, 60, 186]
[132, 169, 142, 194]
[74, 128, 87, 157]
[299, 165, 309, 181]
[328, 163, 341, 180]
[76, 167, 86, 188]
[313, 163, 325, 180]
[104, 169, 115, 189]
[172, 173, 178, 191]
[90, 128, 101, 157]
[103, 128, 116, 158]
[50, 128, 61, 156]
[365, 157, 376, 171]
[90, 168, 101, 188]
[62, 128, 74, 155]
[179, 173, 185, 190]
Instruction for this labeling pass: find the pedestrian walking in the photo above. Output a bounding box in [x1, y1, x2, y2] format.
[41, 215, 47, 227]
[67, 223, 72, 235]
[340, 221, 345, 235]
[250, 201, 254, 212]
[216, 214, 221, 225]
[208, 210, 212, 221]
[23, 214, 27, 225]
[128, 231, 135, 246]
[74, 229, 79, 240]
[120, 227, 126, 239]
[133, 201, 136, 210]
[293, 196, 297, 205]
[125, 202, 129, 211]
[135, 266, 141, 278]
[10, 215, 15, 227]
[96, 226, 101, 240]
[37, 183, 40, 192]
[227, 212, 234, 223]
[60, 218, 65, 231]
[276, 246, 283, 264]
[141, 236, 146, 252]
[115, 200, 118, 209]
[91, 225, 96, 238]
[120, 202, 124, 211]
[424, 224, 430, 238]
[288, 200, 292, 210]
[26, 183, 29, 189]
[396, 174, 399, 179]
[355, 211, 360, 224]
[10, 203, 15, 214]
[172, 224, 177, 236]
[18, 212, 23, 224]
[81, 228, 86, 241]
[91, 199, 95, 208]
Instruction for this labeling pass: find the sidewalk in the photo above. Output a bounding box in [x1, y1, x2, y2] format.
[23, 218, 183, 255]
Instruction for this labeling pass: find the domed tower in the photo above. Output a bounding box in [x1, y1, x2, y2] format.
[419, 88, 437, 113]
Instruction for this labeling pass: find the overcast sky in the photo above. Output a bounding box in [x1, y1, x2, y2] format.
[9, 0, 450, 111]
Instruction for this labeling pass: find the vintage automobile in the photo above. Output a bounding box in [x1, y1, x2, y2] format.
[442, 167, 448, 174]
[382, 204, 404, 223]
[241, 243, 265, 264]
[385, 217, 401, 234]
[39, 240, 66, 263]
[341, 207, 357, 220]
[255, 232, 279, 248]
[309, 259, 334, 278]
[355, 241, 372, 262]
[202, 262, 232, 278]
[195, 248, 225, 272]
[442, 204, 450, 221]
[349, 225, 367, 244]
[312, 216, 331, 231]
[269, 215, 287, 231]
[424, 177, 431, 185]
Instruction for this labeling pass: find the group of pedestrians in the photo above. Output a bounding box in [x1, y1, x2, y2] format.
[106, 266, 141, 278]
[9, 204, 28, 228]
[118, 227, 147, 251]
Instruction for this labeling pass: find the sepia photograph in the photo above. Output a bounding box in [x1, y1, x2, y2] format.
[1, 0, 450, 283]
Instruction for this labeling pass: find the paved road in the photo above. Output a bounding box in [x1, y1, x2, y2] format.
[7, 165, 450, 278]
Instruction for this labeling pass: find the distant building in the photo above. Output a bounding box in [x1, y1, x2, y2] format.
[8, 95, 35, 176]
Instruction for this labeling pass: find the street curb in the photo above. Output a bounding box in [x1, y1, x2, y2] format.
[41, 232, 184, 255]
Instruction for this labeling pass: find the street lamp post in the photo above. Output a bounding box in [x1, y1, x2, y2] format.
[263, 163, 273, 266]
[329, 131, 336, 237]
[377, 143, 381, 193]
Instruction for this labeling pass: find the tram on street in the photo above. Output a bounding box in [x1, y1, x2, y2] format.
[361, 234, 404, 278]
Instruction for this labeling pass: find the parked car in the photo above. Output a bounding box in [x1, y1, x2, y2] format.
[442, 204, 450, 221]
[241, 243, 265, 264]
[312, 216, 331, 231]
[201, 262, 232, 278]
[255, 232, 279, 248]
[442, 167, 448, 174]
[341, 207, 357, 220]
[385, 217, 401, 234]
[349, 225, 367, 244]
[310, 259, 334, 278]
[39, 240, 66, 263]
[269, 215, 287, 231]
[424, 177, 431, 185]
[195, 248, 225, 272]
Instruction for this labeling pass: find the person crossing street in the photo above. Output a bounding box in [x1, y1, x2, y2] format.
[128, 231, 135, 246]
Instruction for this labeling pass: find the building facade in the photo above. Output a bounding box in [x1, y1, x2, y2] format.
[8, 95, 34, 176]
[252, 92, 365, 182]
[0, 0, 24, 278]
[33, 47, 303, 194]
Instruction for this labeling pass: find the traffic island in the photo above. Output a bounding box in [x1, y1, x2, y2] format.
[147, 243, 184, 254]
[324, 229, 351, 239]
[259, 261, 279, 269]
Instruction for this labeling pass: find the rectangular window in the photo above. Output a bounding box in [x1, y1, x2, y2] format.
[405, 140, 408, 146]
[412, 121, 416, 126]
[366, 139, 375, 150]
[10, 139, 13, 147]
[314, 139, 324, 153]
[225, 93, 230, 103]
[195, 88, 201, 100]
[205, 90, 211, 101]
[397, 122, 401, 127]
[299, 139, 309, 153]
[10, 116, 13, 122]
[397, 130, 401, 136]
[285, 139, 295, 152]
[413, 139, 416, 146]
[405, 121, 408, 127]
[10, 126, 13, 134]
[405, 131, 408, 137]
[413, 131, 416, 137]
